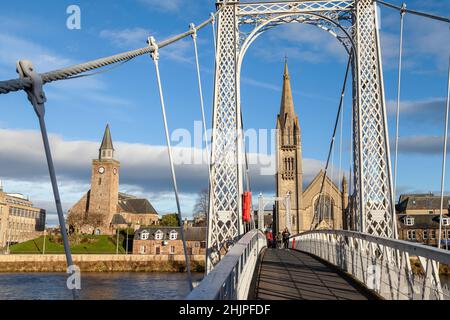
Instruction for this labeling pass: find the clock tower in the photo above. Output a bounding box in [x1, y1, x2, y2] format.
[88, 124, 120, 227]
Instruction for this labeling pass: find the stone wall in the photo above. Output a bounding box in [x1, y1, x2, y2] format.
[0, 254, 205, 273]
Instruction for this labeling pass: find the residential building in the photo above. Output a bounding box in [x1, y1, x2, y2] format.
[133, 226, 207, 256]
[396, 193, 450, 248]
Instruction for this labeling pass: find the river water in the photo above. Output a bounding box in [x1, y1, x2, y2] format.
[0, 272, 203, 300]
[0, 273, 448, 300]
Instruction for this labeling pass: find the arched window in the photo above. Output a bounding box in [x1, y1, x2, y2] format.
[155, 230, 163, 240]
[313, 195, 334, 224]
[140, 230, 149, 240]
[169, 230, 178, 240]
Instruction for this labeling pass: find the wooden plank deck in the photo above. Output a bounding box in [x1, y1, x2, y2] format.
[253, 249, 377, 300]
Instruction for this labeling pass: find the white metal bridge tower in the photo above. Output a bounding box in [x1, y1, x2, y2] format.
[207, 0, 395, 271]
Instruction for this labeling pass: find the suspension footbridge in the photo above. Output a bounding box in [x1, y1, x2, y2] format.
[1, 0, 450, 300]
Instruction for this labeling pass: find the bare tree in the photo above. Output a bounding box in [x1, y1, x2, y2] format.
[193, 188, 208, 219]
[66, 210, 84, 234]
[84, 213, 104, 234]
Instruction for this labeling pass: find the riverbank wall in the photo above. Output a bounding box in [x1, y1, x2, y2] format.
[0, 254, 205, 272]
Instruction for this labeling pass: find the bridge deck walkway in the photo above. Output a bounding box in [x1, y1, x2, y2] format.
[253, 249, 377, 300]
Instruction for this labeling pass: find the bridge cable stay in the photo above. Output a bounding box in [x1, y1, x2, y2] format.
[240, 110, 255, 232]
[189, 23, 213, 203]
[310, 53, 352, 230]
[392, 3, 406, 240]
[438, 57, 450, 252]
[0, 13, 220, 94]
[375, 0, 450, 24]
[147, 36, 193, 291]
[16, 61, 78, 300]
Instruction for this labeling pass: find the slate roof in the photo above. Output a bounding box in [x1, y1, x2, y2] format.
[397, 213, 449, 229]
[396, 193, 450, 213]
[118, 193, 158, 215]
[100, 124, 114, 150]
[134, 226, 207, 241]
[111, 214, 127, 225]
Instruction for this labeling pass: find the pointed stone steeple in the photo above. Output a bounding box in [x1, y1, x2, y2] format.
[99, 124, 114, 160]
[279, 59, 296, 127]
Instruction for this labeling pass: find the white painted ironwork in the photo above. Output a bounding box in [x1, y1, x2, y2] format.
[290, 230, 450, 300]
[353, 0, 395, 238]
[208, 0, 395, 272]
[187, 229, 266, 300]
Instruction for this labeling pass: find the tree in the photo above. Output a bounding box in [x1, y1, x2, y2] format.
[66, 210, 84, 234]
[193, 188, 209, 219]
[84, 213, 104, 234]
[160, 213, 180, 227]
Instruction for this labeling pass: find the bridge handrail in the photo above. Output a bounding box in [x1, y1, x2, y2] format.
[187, 229, 266, 300]
[290, 229, 450, 300]
[294, 229, 450, 265]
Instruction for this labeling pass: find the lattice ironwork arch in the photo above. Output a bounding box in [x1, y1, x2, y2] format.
[237, 12, 355, 72]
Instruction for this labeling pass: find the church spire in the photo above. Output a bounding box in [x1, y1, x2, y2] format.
[279, 59, 296, 126]
[99, 124, 114, 160]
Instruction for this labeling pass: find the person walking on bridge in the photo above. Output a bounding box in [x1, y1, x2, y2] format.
[282, 227, 290, 249]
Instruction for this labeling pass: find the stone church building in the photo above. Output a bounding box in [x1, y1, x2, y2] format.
[68, 125, 159, 235]
[275, 61, 348, 235]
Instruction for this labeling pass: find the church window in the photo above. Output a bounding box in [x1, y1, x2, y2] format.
[283, 157, 295, 179]
[155, 230, 163, 240]
[98, 178, 102, 186]
[155, 247, 160, 255]
[102, 150, 106, 158]
[170, 246, 175, 254]
[169, 230, 178, 240]
[313, 195, 334, 225]
[140, 230, 149, 240]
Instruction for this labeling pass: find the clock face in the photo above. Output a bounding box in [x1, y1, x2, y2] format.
[113, 168, 118, 175]
[98, 167, 105, 174]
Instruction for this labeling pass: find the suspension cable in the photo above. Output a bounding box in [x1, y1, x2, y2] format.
[375, 0, 450, 23]
[0, 12, 220, 94]
[438, 56, 450, 251]
[310, 53, 352, 229]
[148, 37, 193, 291]
[392, 3, 406, 239]
[190, 24, 212, 186]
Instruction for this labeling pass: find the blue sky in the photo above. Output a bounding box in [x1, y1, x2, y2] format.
[0, 0, 449, 226]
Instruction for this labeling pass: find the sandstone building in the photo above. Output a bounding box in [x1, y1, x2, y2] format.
[133, 226, 207, 256]
[396, 193, 450, 247]
[67, 125, 159, 235]
[275, 61, 347, 234]
[0, 181, 46, 248]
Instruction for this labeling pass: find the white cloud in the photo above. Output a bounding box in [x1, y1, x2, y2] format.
[0, 128, 330, 224]
[252, 23, 347, 64]
[386, 97, 447, 125]
[0, 32, 131, 107]
[394, 135, 449, 155]
[138, 0, 183, 12]
[100, 28, 151, 49]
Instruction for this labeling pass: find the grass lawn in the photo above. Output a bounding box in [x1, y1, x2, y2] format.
[9, 235, 127, 254]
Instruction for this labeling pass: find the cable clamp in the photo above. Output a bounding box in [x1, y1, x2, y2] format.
[189, 23, 197, 40]
[147, 36, 159, 61]
[16, 60, 46, 118]
[400, 3, 407, 15]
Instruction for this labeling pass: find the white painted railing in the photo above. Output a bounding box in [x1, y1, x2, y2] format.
[187, 229, 267, 300]
[290, 230, 450, 300]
